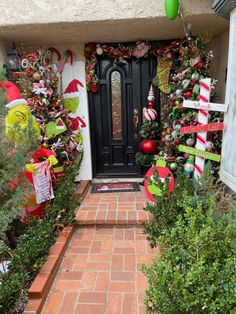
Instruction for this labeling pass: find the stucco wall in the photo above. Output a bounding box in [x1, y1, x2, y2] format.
[0, 0, 217, 25]
[0, 1, 228, 45]
[208, 30, 229, 102]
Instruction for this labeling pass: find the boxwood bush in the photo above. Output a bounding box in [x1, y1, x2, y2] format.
[143, 167, 236, 313]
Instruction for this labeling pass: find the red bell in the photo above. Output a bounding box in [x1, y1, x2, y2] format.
[140, 139, 158, 155]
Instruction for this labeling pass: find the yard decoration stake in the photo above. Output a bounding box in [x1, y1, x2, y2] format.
[144, 157, 175, 201]
[181, 78, 227, 179]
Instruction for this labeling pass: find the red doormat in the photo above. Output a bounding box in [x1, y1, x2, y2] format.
[91, 182, 140, 193]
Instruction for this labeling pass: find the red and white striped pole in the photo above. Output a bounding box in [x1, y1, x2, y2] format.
[194, 78, 211, 179]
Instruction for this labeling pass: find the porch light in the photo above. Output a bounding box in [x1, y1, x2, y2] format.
[5, 42, 21, 82]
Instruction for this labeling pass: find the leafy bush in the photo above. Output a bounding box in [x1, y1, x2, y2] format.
[143, 205, 236, 313]
[135, 152, 155, 167]
[143, 169, 195, 248]
[139, 121, 159, 139]
[143, 167, 236, 313]
[0, 161, 81, 313]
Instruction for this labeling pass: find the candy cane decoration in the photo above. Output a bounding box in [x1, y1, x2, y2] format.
[194, 78, 211, 179]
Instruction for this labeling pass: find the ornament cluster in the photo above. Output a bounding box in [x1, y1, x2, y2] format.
[155, 37, 222, 175]
[17, 47, 84, 167]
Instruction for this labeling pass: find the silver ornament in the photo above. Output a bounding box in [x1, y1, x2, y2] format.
[186, 138, 195, 147]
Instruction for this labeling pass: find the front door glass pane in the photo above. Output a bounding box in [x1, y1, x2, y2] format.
[111, 71, 122, 140]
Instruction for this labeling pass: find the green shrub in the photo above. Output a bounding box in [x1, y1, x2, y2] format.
[143, 166, 236, 314]
[0, 161, 81, 312]
[143, 204, 236, 313]
[143, 169, 195, 248]
[0, 273, 25, 313]
[143, 164, 233, 248]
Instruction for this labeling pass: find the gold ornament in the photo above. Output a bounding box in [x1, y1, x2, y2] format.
[33, 72, 41, 81]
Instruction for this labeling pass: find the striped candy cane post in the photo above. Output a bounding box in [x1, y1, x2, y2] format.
[194, 78, 211, 179]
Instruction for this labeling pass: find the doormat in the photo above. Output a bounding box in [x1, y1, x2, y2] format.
[91, 182, 140, 193]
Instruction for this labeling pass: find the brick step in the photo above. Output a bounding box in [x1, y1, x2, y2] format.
[75, 189, 153, 227]
[76, 209, 153, 226]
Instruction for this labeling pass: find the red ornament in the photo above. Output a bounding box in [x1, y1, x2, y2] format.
[161, 136, 166, 143]
[184, 91, 192, 99]
[173, 138, 180, 145]
[196, 61, 205, 69]
[65, 160, 71, 167]
[140, 139, 158, 155]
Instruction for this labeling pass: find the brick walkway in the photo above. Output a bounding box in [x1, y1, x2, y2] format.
[42, 187, 157, 314]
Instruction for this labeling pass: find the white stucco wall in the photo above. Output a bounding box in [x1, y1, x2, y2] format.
[0, 0, 218, 25]
[0, 1, 228, 45]
[208, 30, 229, 102]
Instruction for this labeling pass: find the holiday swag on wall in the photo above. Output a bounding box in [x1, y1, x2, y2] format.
[84, 36, 224, 179]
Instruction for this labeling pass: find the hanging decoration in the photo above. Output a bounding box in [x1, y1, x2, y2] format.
[153, 56, 173, 94]
[164, 0, 180, 21]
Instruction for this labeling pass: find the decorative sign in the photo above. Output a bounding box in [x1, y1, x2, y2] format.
[180, 122, 224, 134]
[32, 161, 55, 204]
[62, 62, 92, 180]
[183, 100, 228, 112]
[178, 145, 221, 162]
[182, 78, 225, 178]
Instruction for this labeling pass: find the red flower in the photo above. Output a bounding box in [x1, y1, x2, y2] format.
[90, 84, 99, 93]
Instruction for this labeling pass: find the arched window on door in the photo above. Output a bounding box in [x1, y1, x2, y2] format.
[111, 70, 122, 140]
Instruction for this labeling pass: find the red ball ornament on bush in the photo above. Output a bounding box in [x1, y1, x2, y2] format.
[184, 91, 192, 99]
[140, 139, 158, 155]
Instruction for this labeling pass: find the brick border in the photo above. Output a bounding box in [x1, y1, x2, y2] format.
[23, 180, 90, 314]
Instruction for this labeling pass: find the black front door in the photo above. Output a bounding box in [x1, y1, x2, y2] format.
[89, 57, 159, 177]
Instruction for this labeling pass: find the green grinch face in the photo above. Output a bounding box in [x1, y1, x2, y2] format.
[74, 131, 83, 144]
[64, 97, 79, 114]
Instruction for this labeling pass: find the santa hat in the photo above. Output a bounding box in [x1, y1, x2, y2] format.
[147, 85, 155, 101]
[0, 80, 27, 108]
[64, 79, 84, 98]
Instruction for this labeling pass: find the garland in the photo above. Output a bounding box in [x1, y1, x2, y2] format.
[84, 39, 186, 92]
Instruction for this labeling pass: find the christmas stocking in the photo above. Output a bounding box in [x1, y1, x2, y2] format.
[153, 56, 172, 94]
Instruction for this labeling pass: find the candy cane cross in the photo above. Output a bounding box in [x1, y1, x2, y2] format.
[194, 79, 211, 178]
[182, 78, 228, 179]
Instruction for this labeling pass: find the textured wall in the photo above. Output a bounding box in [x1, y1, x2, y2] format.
[0, 0, 216, 25]
[0, 0, 228, 45]
[209, 30, 229, 102]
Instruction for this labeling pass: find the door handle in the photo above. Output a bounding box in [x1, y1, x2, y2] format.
[133, 109, 139, 129]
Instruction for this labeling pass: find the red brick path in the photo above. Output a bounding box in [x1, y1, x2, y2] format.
[42, 188, 157, 314]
